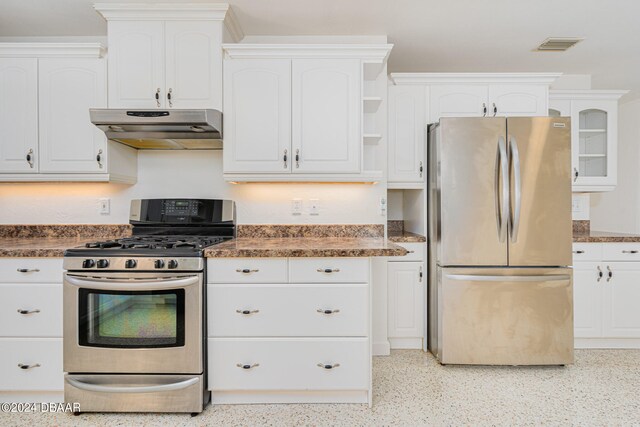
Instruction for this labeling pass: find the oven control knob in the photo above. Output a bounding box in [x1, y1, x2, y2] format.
[96, 259, 109, 269]
[168, 260, 179, 269]
[154, 259, 165, 269]
[82, 259, 95, 268]
[125, 259, 137, 269]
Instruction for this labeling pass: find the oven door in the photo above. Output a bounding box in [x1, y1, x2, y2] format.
[63, 272, 203, 374]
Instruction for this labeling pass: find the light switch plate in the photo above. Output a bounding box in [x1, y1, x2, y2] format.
[309, 199, 320, 216]
[292, 198, 303, 216]
[98, 198, 110, 215]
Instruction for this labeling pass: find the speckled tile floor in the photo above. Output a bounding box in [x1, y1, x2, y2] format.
[2, 349, 640, 426]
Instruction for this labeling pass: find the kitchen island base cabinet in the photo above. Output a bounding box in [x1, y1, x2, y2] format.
[207, 257, 372, 405]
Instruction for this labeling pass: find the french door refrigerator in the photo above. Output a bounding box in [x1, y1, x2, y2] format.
[427, 117, 574, 365]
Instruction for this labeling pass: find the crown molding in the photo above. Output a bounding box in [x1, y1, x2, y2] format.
[549, 89, 629, 100]
[95, 3, 231, 21]
[222, 44, 393, 61]
[0, 43, 105, 58]
[390, 72, 563, 85]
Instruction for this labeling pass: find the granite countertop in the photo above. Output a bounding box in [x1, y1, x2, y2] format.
[0, 237, 98, 257]
[204, 237, 407, 258]
[573, 230, 640, 243]
[388, 230, 426, 243]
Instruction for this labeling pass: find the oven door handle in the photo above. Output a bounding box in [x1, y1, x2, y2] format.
[64, 274, 199, 291]
[66, 376, 199, 393]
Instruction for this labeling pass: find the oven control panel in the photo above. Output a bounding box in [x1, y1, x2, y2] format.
[63, 257, 204, 272]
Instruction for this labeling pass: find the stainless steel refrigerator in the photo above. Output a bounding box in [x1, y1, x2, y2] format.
[427, 117, 574, 365]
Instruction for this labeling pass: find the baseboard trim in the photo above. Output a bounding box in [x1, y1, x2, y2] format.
[575, 338, 640, 349]
[389, 337, 423, 349]
[372, 341, 391, 356]
[211, 390, 369, 404]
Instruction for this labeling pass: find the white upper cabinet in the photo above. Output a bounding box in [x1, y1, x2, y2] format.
[38, 58, 107, 173]
[107, 21, 165, 109]
[430, 84, 488, 120]
[0, 58, 38, 173]
[223, 59, 291, 173]
[97, 3, 240, 110]
[488, 84, 548, 116]
[292, 59, 360, 174]
[550, 90, 628, 192]
[164, 21, 222, 109]
[388, 85, 425, 184]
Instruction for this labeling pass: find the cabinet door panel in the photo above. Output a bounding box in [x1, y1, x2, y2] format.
[387, 262, 423, 338]
[0, 58, 38, 172]
[292, 59, 360, 173]
[165, 21, 221, 109]
[573, 262, 603, 338]
[107, 21, 165, 108]
[429, 85, 487, 122]
[489, 84, 547, 116]
[604, 263, 640, 338]
[38, 59, 107, 173]
[223, 59, 291, 173]
[388, 85, 425, 183]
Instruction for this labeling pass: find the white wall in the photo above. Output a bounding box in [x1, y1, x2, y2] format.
[590, 99, 640, 233]
[0, 151, 386, 225]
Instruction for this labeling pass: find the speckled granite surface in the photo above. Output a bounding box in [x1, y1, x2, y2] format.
[3, 350, 640, 426]
[573, 230, 640, 243]
[573, 220, 590, 234]
[388, 230, 426, 243]
[387, 220, 404, 233]
[0, 224, 132, 257]
[204, 237, 406, 258]
[237, 224, 384, 238]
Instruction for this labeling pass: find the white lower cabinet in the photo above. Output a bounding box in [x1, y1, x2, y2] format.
[573, 243, 640, 348]
[387, 243, 425, 349]
[207, 257, 371, 405]
[0, 259, 64, 398]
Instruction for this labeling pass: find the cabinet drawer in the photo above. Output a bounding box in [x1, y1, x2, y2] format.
[207, 258, 288, 283]
[603, 243, 640, 261]
[209, 338, 368, 391]
[289, 258, 369, 283]
[0, 259, 63, 283]
[0, 338, 63, 391]
[0, 284, 62, 337]
[572, 243, 603, 262]
[392, 243, 424, 262]
[208, 284, 368, 337]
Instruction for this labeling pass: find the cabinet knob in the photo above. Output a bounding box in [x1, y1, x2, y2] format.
[26, 149, 34, 168]
[317, 363, 340, 370]
[316, 308, 340, 315]
[18, 363, 41, 370]
[235, 309, 260, 315]
[17, 309, 41, 315]
[155, 88, 161, 107]
[96, 149, 103, 169]
[236, 363, 259, 370]
[167, 88, 173, 108]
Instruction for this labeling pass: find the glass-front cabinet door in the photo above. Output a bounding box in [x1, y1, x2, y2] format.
[570, 100, 617, 190]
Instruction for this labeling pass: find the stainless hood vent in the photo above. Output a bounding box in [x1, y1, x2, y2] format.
[90, 109, 223, 150]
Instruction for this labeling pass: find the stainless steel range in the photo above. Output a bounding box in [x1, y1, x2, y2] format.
[63, 199, 235, 414]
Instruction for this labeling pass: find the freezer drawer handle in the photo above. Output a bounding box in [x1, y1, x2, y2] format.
[236, 363, 260, 370]
[66, 376, 199, 393]
[622, 250, 639, 254]
[317, 309, 340, 315]
[236, 309, 260, 315]
[18, 363, 41, 370]
[446, 274, 570, 282]
[317, 363, 340, 370]
[597, 266, 603, 282]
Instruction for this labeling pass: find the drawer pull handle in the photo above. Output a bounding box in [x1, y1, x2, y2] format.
[317, 363, 340, 370]
[622, 250, 639, 254]
[18, 363, 41, 370]
[607, 265, 613, 282]
[317, 309, 341, 315]
[236, 309, 260, 315]
[17, 268, 40, 273]
[236, 269, 259, 274]
[597, 266, 603, 282]
[236, 363, 259, 370]
[317, 268, 341, 273]
[17, 309, 41, 315]
[573, 250, 585, 254]
[407, 250, 415, 254]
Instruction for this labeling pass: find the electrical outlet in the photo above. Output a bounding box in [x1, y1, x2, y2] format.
[309, 199, 320, 216]
[98, 198, 110, 215]
[291, 198, 303, 216]
[380, 197, 387, 216]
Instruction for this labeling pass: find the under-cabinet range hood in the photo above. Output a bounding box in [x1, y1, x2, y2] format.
[90, 109, 222, 150]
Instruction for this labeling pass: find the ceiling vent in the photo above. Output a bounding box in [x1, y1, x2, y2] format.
[536, 38, 583, 51]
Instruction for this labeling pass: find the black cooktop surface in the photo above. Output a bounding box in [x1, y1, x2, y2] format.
[65, 235, 230, 257]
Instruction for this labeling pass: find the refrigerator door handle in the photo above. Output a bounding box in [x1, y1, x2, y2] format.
[496, 136, 509, 242]
[509, 135, 522, 243]
[445, 274, 571, 282]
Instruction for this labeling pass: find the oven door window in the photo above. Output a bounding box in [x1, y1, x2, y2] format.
[78, 289, 185, 348]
